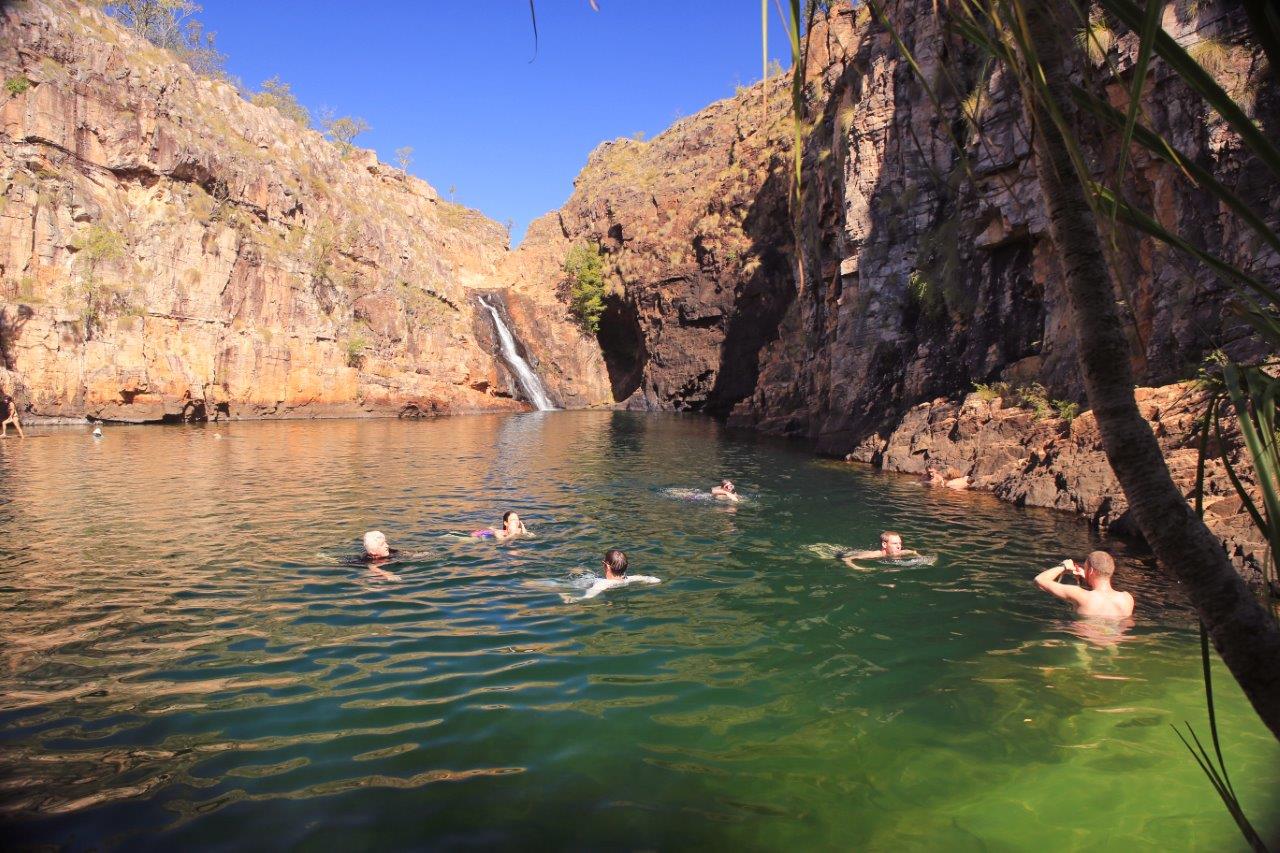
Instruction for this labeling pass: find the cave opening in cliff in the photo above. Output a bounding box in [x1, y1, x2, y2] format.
[596, 295, 647, 402]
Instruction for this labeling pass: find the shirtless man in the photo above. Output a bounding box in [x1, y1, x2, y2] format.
[840, 530, 917, 566]
[1034, 549, 1134, 618]
[710, 479, 740, 503]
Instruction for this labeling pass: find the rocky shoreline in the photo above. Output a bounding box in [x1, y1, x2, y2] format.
[845, 381, 1268, 584]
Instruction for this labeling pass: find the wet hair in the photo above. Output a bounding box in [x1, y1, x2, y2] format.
[721, 480, 735, 491]
[603, 548, 628, 576]
[1086, 550, 1115, 578]
[881, 530, 902, 541]
[502, 511, 516, 524]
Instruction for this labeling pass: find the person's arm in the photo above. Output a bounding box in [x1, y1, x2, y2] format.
[840, 549, 880, 566]
[1035, 560, 1086, 604]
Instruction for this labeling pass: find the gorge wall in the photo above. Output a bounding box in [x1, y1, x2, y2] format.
[515, 2, 1275, 572]
[522, 2, 1273, 442]
[0, 0, 610, 422]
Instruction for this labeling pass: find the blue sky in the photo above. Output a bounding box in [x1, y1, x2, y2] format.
[197, 1, 794, 245]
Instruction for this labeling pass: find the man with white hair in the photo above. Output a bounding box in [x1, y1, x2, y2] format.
[362, 530, 397, 561]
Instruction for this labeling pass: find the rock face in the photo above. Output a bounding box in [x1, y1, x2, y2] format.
[513, 73, 805, 414]
[511, 2, 1274, 573]
[732, 1, 1275, 451]
[0, 0, 609, 421]
[848, 384, 1268, 582]
[519, 3, 1273, 436]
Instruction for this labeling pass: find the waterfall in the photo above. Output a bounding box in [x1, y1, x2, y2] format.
[478, 296, 556, 411]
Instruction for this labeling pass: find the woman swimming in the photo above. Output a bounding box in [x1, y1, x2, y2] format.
[472, 511, 533, 541]
[710, 479, 741, 503]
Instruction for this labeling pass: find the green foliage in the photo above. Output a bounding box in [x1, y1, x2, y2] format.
[250, 76, 310, 126]
[1054, 400, 1080, 423]
[68, 224, 131, 335]
[1075, 18, 1116, 65]
[75, 224, 126, 266]
[345, 334, 368, 368]
[972, 381, 1009, 402]
[564, 243, 606, 334]
[318, 108, 370, 155]
[1187, 37, 1232, 77]
[972, 380, 1077, 422]
[106, 0, 226, 77]
[4, 76, 31, 96]
[906, 269, 944, 319]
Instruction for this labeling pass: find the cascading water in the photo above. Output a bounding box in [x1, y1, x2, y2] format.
[478, 296, 556, 411]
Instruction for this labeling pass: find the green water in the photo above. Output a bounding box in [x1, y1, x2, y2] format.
[0, 412, 1275, 850]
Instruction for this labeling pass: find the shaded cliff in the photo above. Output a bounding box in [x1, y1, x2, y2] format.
[0, 0, 609, 421]
[520, 3, 1273, 439]
[734, 1, 1275, 454]
[512, 70, 811, 415]
[512, 2, 1275, 570]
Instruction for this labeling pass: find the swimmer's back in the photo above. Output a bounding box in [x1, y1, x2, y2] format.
[1076, 589, 1134, 619]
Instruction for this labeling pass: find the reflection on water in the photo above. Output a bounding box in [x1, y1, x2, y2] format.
[0, 412, 1276, 849]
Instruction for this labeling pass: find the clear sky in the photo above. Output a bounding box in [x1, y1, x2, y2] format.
[197, 1, 795, 245]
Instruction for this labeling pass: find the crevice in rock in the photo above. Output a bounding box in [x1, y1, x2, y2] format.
[596, 294, 647, 402]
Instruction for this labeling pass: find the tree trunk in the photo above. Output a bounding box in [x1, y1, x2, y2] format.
[1021, 0, 1280, 740]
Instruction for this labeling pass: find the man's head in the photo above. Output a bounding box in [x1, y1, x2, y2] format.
[881, 530, 904, 557]
[721, 479, 735, 493]
[1084, 550, 1115, 582]
[602, 548, 628, 578]
[502, 511, 520, 531]
[363, 530, 390, 558]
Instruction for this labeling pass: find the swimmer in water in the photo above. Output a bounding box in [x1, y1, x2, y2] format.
[839, 530, 918, 566]
[473, 511, 532, 541]
[360, 530, 401, 581]
[925, 465, 970, 491]
[362, 530, 400, 562]
[577, 548, 660, 600]
[1034, 549, 1134, 619]
[710, 479, 741, 503]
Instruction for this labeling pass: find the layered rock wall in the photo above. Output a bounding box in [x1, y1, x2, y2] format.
[0, 0, 609, 421]
[733, 1, 1275, 451]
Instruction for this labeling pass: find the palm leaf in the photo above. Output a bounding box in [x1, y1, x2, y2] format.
[1072, 87, 1280, 261]
[1098, 0, 1280, 180]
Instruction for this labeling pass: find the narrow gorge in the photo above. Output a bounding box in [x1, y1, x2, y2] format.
[0, 0, 1273, 574]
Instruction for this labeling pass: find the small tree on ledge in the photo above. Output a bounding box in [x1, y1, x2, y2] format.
[564, 243, 606, 334]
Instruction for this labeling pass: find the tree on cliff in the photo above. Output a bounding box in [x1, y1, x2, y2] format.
[106, 0, 226, 77]
[250, 77, 310, 127]
[318, 108, 371, 156]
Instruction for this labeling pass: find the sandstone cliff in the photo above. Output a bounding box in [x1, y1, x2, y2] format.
[733, 2, 1275, 453]
[0, 0, 609, 421]
[514, 2, 1274, 569]
[520, 3, 1273, 436]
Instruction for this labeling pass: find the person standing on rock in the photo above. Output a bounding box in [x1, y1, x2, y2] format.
[0, 392, 24, 438]
[1034, 550, 1134, 619]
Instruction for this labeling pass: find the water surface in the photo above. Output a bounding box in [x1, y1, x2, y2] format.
[1, 412, 1276, 849]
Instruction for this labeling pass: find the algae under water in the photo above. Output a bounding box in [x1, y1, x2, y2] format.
[0, 412, 1276, 849]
